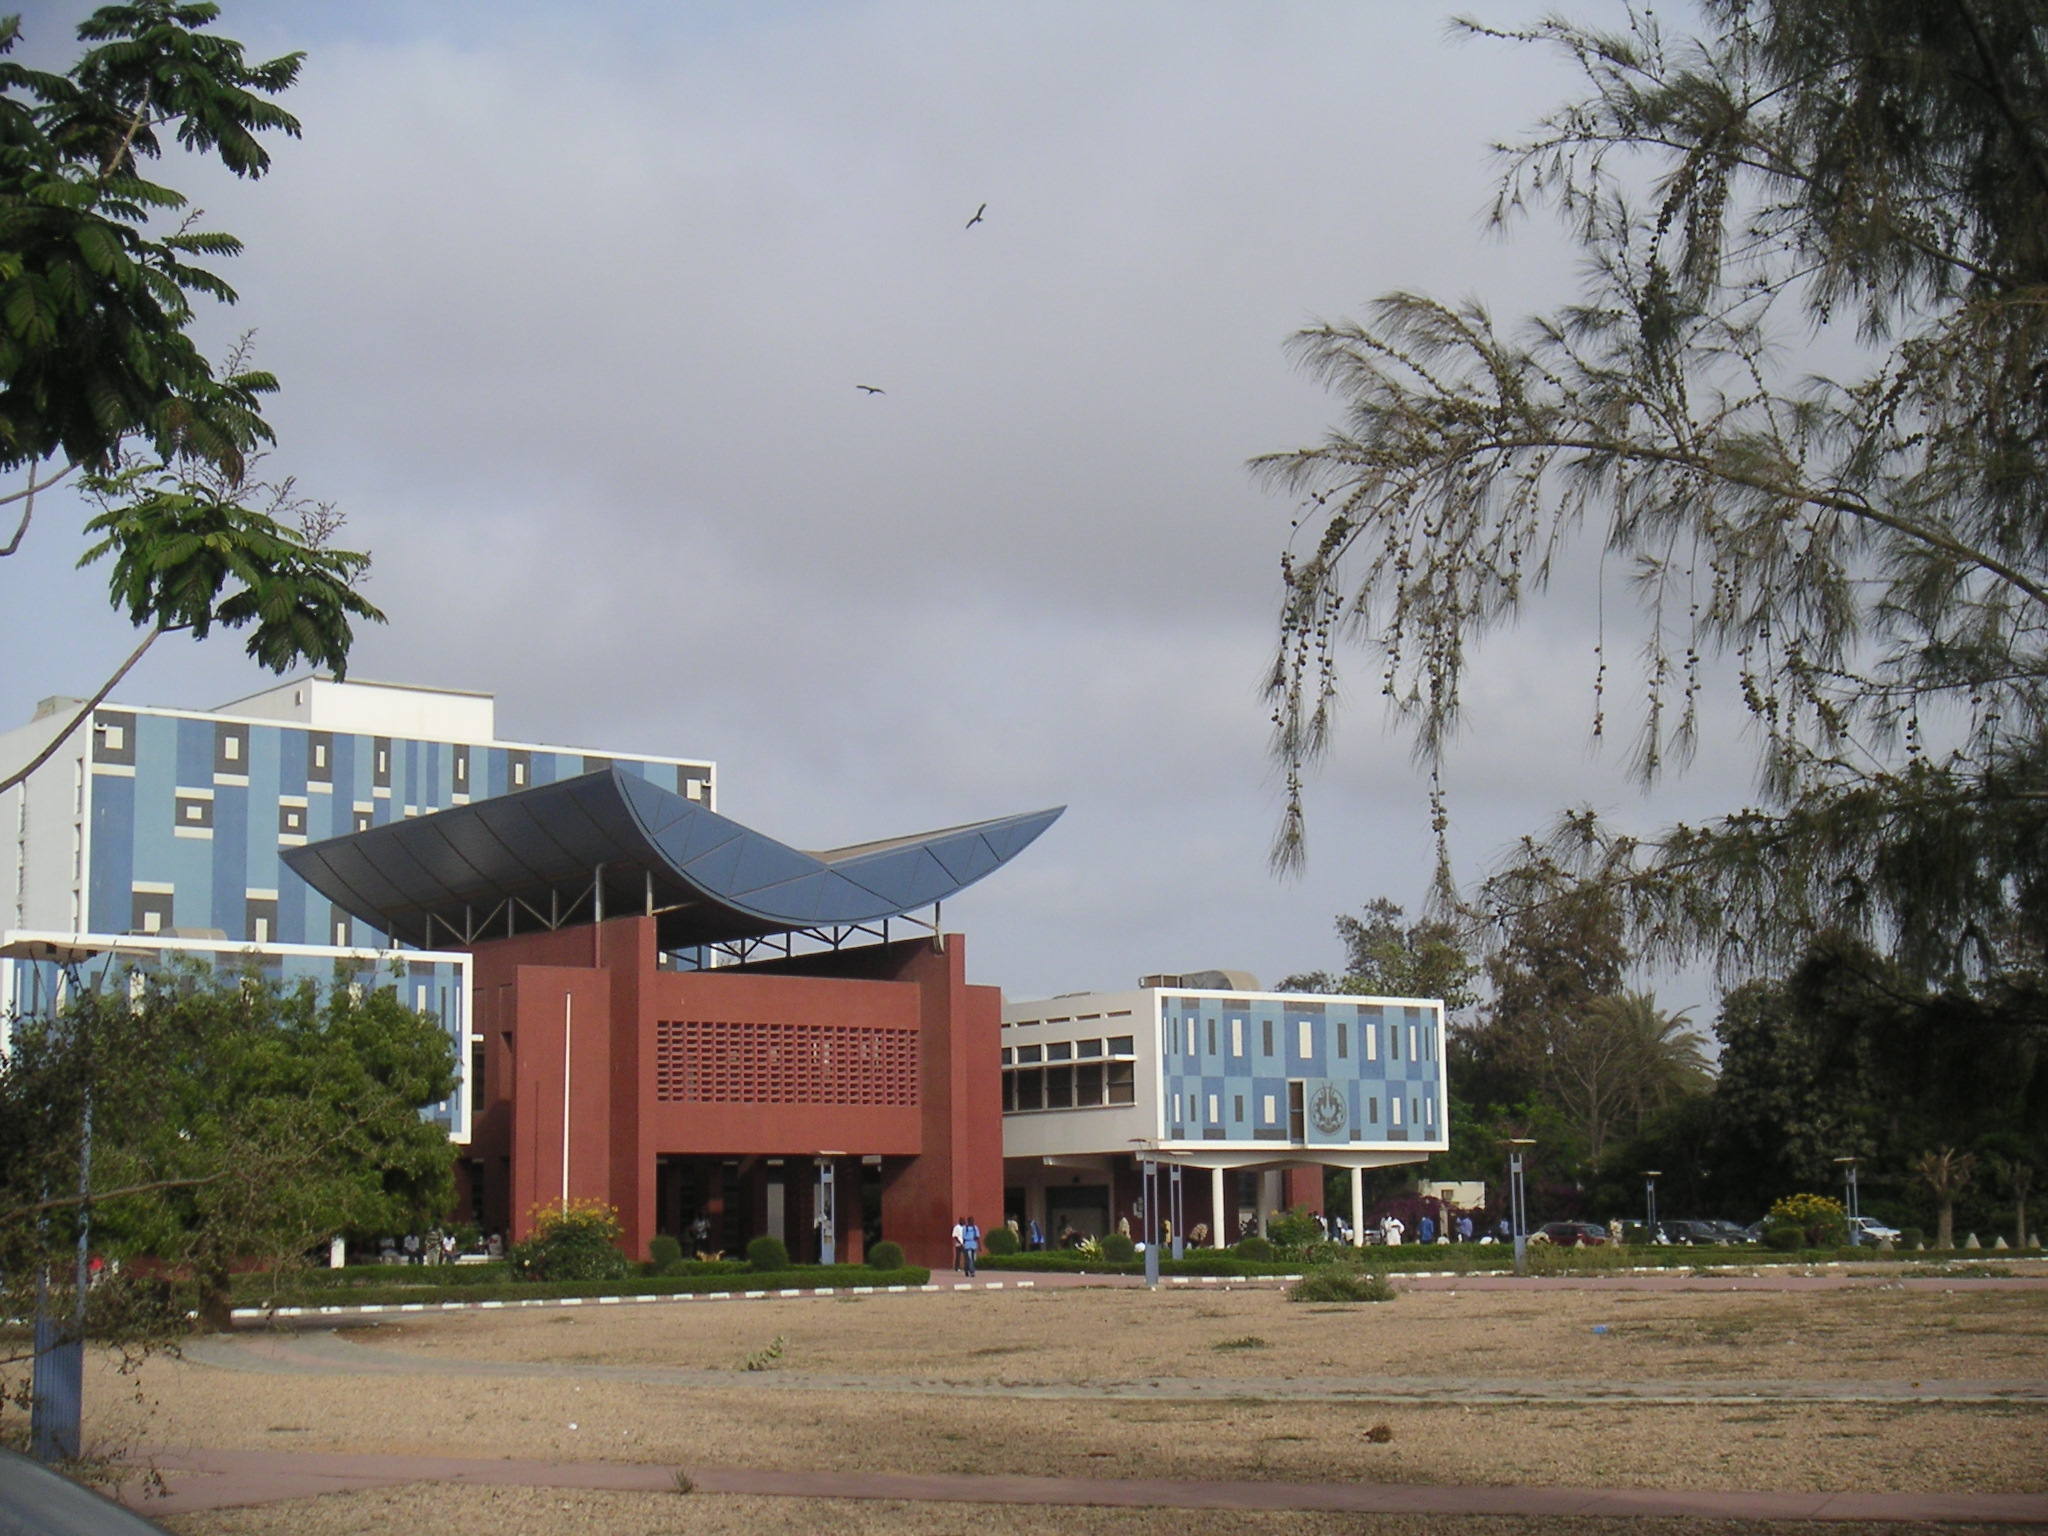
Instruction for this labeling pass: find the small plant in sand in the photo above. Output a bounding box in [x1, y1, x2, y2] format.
[743, 1334, 787, 1371]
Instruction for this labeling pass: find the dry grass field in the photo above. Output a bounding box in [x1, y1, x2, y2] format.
[72, 1275, 2047, 1536]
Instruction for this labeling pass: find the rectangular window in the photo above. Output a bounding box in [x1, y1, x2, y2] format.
[213, 722, 249, 776]
[1015, 1069, 1043, 1111]
[1337, 1021, 1349, 1059]
[1288, 1081, 1306, 1141]
[1017, 1044, 1042, 1064]
[1044, 1065, 1073, 1109]
[1076, 1061, 1104, 1105]
[1365, 1022, 1377, 1062]
[1002, 1072, 1017, 1112]
[1368, 1096, 1378, 1125]
[373, 738, 392, 788]
[130, 888, 173, 935]
[1047, 1041, 1072, 1062]
[92, 710, 136, 766]
[278, 802, 306, 837]
[1261, 1019, 1274, 1057]
[1231, 1018, 1243, 1057]
[453, 745, 469, 788]
[244, 896, 277, 945]
[509, 749, 530, 788]
[1106, 1062, 1135, 1105]
[1297, 1019, 1313, 1059]
[1234, 1094, 1245, 1123]
[1409, 1024, 1419, 1061]
[1108, 1035, 1135, 1057]
[1000, 1047, 1013, 1065]
[332, 912, 351, 947]
[1426, 1097, 1435, 1127]
[1207, 1018, 1217, 1055]
[1411, 1097, 1419, 1127]
[1390, 1024, 1400, 1061]
[1262, 1094, 1276, 1125]
[353, 807, 373, 833]
[1186, 1018, 1197, 1055]
[1076, 1038, 1102, 1058]
[1208, 1093, 1219, 1124]
[1391, 1096, 1403, 1127]
[174, 792, 213, 831]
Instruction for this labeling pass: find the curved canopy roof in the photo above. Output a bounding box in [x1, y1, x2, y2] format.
[282, 767, 1063, 950]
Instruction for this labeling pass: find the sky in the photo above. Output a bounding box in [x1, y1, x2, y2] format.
[1, 1, 1754, 1010]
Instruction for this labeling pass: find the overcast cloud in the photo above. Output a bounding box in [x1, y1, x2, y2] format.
[3, 1, 1751, 1009]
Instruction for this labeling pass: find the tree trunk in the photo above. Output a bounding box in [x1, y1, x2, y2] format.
[1936, 1199, 1955, 1251]
[197, 1261, 234, 1332]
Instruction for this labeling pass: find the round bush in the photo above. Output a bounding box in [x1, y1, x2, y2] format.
[1266, 1209, 1323, 1248]
[1100, 1232, 1137, 1263]
[747, 1235, 791, 1272]
[510, 1200, 630, 1282]
[1764, 1225, 1803, 1252]
[983, 1224, 1020, 1256]
[647, 1235, 683, 1273]
[867, 1239, 905, 1270]
[1766, 1192, 1847, 1249]
[1235, 1235, 1276, 1262]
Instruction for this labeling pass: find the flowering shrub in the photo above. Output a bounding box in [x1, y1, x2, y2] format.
[1766, 1193, 1847, 1250]
[508, 1199, 630, 1281]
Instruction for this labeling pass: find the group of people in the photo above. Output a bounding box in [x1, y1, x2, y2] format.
[949, 1215, 983, 1277]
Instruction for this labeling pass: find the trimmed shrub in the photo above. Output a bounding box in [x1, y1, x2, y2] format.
[1100, 1232, 1137, 1263]
[983, 1224, 1020, 1256]
[1267, 1209, 1324, 1248]
[1767, 1192, 1847, 1249]
[1289, 1269, 1395, 1304]
[867, 1240, 905, 1271]
[647, 1235, 683, 1273]
[509, 1200, 631, 1282]
[1901, 1227, 1926, 1250]
[1235, 1235, 1276, 1261]
[747, 1235, 790, 1272]
[1764, 1225, 1804, 1252]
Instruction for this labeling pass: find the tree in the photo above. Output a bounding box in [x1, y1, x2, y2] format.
[0, 964, 457, 1349]
[1260, 1, 2048, 991]
[1986, 1151, 2036, 1250]
[0, 3, 380, 795]
[1278, 897, 1479, 1009]
[1912, 1146, 1978, 1250]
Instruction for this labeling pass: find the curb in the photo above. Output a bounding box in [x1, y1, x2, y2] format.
[231, 1280, 1041, 1321]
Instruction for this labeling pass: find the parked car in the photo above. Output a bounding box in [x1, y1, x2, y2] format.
[1849, 1216, 1902, 1244]
[1537, 1221, 1608, 1247]
[1704, 1220, 1756, 1244]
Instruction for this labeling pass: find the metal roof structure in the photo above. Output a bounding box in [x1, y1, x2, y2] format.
[282, 766, 1063, 953]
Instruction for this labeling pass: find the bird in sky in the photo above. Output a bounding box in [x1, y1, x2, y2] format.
[966, 203, 986, 229]
[855, 384, 885, 394]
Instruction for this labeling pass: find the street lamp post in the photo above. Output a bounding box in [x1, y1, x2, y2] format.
[1643, 1170, 1661, 1243]
[1134, 1143, 1160, 1288]
[1835, 1156, 1861, 1246]
[1504, 1139, 1536, 1276]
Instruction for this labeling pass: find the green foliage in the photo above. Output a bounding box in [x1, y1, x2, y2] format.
[981, 1223, 1019, 1256]
[647, 1235, 683, 1273]
[507, 1201, 629, 1284]
[0, 963, 458, 1339]
[1234, 1235, 1275, 1262]
[1768, 1193, 1848, 1250]
[1901, 1228, 1926, 1250]
[742, 1334, 785, 1371]
[866, 1239, 903, 1270]
[1288, 1269, 1395, 1304]
[1260, 0, 2048, 992]
[1099, 1231, 1136, 1263]
[746, 1235, 789, 1272]
[1764, 1226, 1805, 1252]
[1265, 1208, 1324, 1249]
[1279, 898, 1478, 1012]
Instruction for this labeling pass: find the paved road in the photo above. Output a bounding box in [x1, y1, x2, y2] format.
[113, 1447, 2048, 1523]
[182, 1328, 2048, 1406]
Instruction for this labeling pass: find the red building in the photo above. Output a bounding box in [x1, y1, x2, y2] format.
[285, 767, 1058, 1268]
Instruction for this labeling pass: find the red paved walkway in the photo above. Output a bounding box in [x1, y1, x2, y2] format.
[116, 1448, 2048, 1524]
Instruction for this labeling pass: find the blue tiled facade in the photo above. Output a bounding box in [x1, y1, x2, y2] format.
[1156, 993, 1444, 1146]
[85, 707, 710, 948]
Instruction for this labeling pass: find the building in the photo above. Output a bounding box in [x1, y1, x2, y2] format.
[3, 678, 1060, 1267]
[1000, 970, 1449, 1245]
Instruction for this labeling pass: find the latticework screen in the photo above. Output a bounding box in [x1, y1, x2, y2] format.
[655, 1019, 919, 1106]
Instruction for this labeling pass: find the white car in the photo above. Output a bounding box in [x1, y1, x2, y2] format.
[1849, 1216, 1902, 1243]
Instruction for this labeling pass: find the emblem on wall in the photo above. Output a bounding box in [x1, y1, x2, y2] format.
[1310, 1081, 1348, 1137]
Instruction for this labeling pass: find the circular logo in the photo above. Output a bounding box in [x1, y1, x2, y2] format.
[1310, 1082, 1347, 1136]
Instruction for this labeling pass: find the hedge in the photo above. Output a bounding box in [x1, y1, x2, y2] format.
[237, 1265, 932, 1310]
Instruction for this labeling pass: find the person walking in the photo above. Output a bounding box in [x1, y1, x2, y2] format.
[951, 1217, 966, 1272]
[960, 1215, 981, 1278]
[1027, 1217, 1043, 1251]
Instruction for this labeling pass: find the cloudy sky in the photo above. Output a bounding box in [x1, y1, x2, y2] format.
[3, 1, 1752, 1007]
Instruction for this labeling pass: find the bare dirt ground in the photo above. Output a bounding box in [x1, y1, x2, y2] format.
[77, 1277, 2046, 1535]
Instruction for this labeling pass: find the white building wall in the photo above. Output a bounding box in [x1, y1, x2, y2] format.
[0, 707, 90, 935]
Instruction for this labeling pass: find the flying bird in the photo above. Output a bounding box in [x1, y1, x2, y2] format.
[855, 384, 885, 394]
[965, 203, 986, 229]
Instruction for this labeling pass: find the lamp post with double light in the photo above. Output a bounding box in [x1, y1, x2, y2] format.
[1835, 1155, 1862, 1246]
[1503, 1138, 1536, 1276]
[1643, 1170, 1661, 1244]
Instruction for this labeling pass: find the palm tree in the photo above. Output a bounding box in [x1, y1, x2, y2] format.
[1988, 1156, 2036, 1251]
[1912, 1148, 1978, 1250]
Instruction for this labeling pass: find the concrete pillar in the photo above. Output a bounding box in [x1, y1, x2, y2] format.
[1210, 1166, 1227, 1248]
[1255, 1169, 1273, 1236]
[1351, 1166, 1366, 1247]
